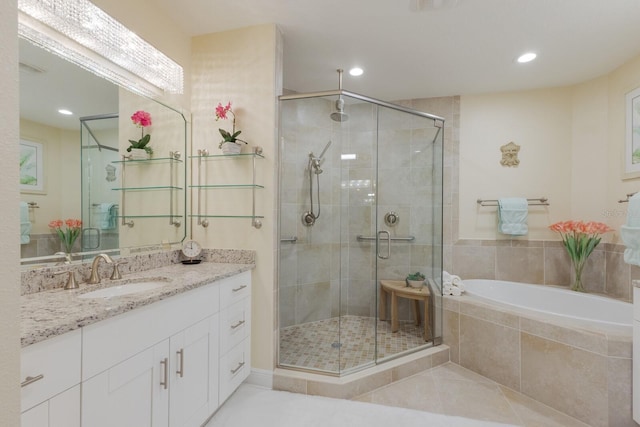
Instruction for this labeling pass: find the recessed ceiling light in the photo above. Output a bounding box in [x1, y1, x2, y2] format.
[349, 67, 363, 77]
[517, 52, 537, 63]
[58, 109, 73, 115]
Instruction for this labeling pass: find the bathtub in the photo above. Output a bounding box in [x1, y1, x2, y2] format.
[445, 279, 633, 426]
[463, 279, 632, 330]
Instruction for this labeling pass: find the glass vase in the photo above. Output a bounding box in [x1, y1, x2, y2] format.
[571, 258, 586, 292]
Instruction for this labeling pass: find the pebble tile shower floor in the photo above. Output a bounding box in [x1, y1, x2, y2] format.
[279, 315, 430, 372]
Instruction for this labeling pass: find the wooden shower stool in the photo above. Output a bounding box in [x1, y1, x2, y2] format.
[379, 280, 431, 341]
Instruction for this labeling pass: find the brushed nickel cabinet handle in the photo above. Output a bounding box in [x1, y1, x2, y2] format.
[230, 361, 245, 374]
[21, 374, 44, 388]
[176, 349, 184, 378]
[230, 320, 245, 330]
[232, 284, 247, 293]
[160, 358, 168, 389]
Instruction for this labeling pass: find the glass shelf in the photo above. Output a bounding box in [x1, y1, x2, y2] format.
[118, 215, 184, 219]
[113, 156, 183, 164]
[189, 184, 264, 189]
[112, 186, 183, 191]
[189, 152, 264, 160]
[190, 215, 264, 219]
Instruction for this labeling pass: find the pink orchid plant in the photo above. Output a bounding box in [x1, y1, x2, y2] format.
[548, 220, 613, 292]
[128, 110, 153, 155]
[215, 102, 247, 148]
[49, 218, 83, 254]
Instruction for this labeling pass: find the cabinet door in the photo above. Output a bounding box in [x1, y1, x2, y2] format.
[170, 314, 219, 427]
[82, 340, 170, 427]
[21, 385, 80, 427]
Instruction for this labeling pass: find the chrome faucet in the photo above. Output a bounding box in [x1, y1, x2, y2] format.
[88, 253, 113, 284]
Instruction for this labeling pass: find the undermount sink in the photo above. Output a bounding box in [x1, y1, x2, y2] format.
[78, 278, 171, 299]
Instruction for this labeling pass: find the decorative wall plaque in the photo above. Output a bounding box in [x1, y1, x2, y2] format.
[500, 141, 520, 167]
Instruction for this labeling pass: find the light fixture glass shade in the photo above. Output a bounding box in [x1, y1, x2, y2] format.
[18, 0, 184, 98]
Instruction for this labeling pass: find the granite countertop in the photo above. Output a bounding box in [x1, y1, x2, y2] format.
[21, 262, 254, 347]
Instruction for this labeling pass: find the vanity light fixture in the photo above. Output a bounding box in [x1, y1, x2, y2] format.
[349, 67, 364, 77]
[58, 109, 73, 115]
[17, 0, 184, 98]
[517, 52, 537, 63]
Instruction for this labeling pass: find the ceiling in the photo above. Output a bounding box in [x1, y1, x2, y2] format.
[150, 0, 640, 101]
[19, 38, 118, 130]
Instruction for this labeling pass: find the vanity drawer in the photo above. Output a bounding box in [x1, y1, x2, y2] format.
[219, 338, 251, 404]
[220, 297, 251, 355]
[219, 271, 251, 308]
[21, 329, 81, 411]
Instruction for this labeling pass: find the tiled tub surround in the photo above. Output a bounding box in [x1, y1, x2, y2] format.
[20, 250, 255, 346]
[452, 240, 636, 303]
[443, 294, 634, 427]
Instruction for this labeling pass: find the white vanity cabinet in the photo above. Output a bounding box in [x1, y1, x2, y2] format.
[20, 329, 82, 427]
[80, 270, 250, 427]
[218, 277, 252, 404]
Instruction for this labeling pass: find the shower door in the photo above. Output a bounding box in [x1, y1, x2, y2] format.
[80, 114, 120, 257]
[278, 93, 443, 375]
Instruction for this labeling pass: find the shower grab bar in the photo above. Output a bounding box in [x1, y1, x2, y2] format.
[357, 235, 415, 242]
[476, 197, 549, 207]
[280, 237, 298, 243]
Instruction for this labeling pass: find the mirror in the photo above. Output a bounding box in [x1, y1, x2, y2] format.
[19, 38, 187, 268]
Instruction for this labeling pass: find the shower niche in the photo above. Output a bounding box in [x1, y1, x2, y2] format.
[278, 91, 444, 375]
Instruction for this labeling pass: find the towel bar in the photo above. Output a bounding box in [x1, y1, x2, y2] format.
[618, 192, 637, 203]
[477, 197, 549, 207]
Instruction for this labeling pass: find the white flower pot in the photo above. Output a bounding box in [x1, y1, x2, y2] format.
[129, 148, 150, 160]
[221, 142, 242, 155]
[406, 279, 424, 288]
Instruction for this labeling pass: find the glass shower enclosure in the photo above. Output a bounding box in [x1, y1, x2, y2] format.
[80, 114, 120, 257]
[278, 91, 444, 375]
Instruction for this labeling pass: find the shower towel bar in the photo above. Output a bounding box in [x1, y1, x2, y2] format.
[477, 197, 549, 207]
[356, 235, 415, 242]
[618, 192, 637, 203]
[280, 237, 298, 243]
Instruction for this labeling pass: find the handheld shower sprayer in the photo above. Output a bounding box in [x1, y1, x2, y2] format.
[302, 140, 332, 226]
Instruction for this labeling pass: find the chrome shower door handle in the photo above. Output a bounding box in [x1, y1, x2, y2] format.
[377, 230, 391, 259]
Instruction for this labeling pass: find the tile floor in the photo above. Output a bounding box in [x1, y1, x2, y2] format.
[279, 315, 429, 372]
[207, 362, 589, 427]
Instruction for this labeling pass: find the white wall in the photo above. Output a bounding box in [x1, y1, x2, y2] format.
[459, 53, 640, 243]
[459, 87, 573, 240]
[0, 0, 22, 424]
[191, 25, 281, 371]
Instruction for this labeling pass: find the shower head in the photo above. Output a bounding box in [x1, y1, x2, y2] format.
[330, 98, 349, 122]
[330, 69, 349, 122]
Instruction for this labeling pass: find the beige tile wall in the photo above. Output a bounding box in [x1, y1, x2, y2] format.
[443, 296, 634, 427]
[451, 240, 636, 303]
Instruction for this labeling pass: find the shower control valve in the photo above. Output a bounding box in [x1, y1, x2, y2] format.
[384, 211, 400, 227]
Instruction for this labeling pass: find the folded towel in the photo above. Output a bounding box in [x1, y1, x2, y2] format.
[20, 201, 31, 244]
[442, 270, 465, 295]
[621, 225, 640, 266]
[621, 193, 640, 266]
[627, 193, 640, 228]
[97, 203, 117, 230]
[497, 197, 528, 236]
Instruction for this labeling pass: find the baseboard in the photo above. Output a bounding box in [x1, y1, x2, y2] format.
[245, 368, 273, 388]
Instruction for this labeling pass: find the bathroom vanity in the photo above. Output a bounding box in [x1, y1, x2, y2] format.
[20, 263, 252, 427]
